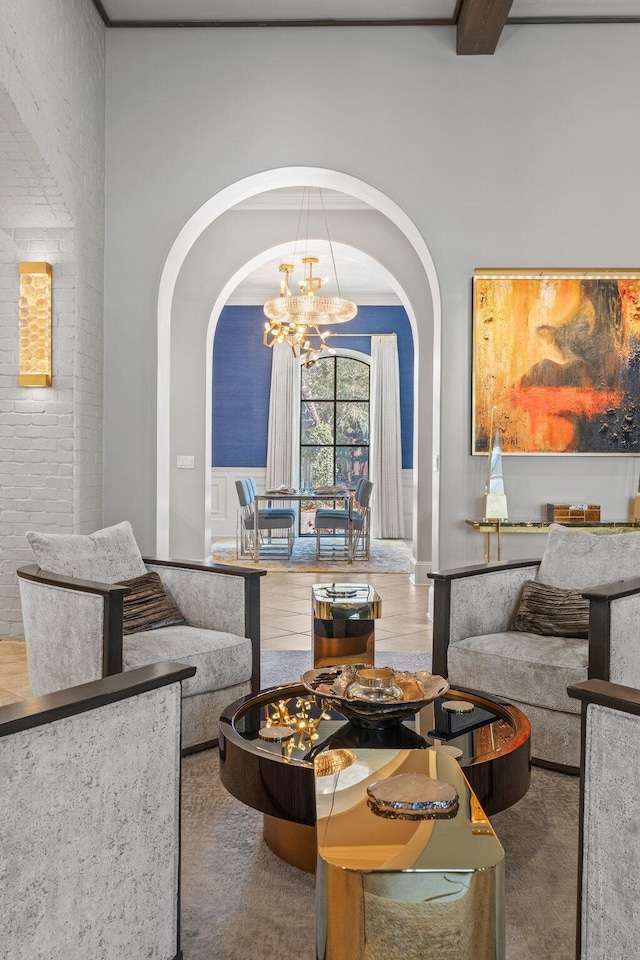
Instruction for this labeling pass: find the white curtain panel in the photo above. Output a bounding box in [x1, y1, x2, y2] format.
[370, 335, 405, 539]
[265, 342, 298, 490]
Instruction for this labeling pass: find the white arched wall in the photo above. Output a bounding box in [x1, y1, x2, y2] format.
[168, 206, 430, 561]
[158, 167, 441, 581]
[206, 243, 416, 556]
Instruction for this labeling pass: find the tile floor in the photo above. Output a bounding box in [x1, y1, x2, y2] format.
[261, 571, 432, 653]
[0, 572, 431, 706]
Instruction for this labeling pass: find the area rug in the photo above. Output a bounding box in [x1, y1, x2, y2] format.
[261, 648, 429, 686]
[180, 652, 578, 960]
[210, 537, 412, 573]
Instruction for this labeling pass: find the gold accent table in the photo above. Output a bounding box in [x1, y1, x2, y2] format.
[312, 583, 382, 668]
[465, 519, 640, 562]
[316, 750, 504, 960]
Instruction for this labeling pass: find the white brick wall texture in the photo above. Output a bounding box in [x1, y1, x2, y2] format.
[0, 2, 105, 636]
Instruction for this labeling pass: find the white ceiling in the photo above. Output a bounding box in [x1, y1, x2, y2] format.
[233, 187, 372, 212]
[102, 1, 456, 22]
[101, 0, 638, 22]
[226, 239, 402, 306]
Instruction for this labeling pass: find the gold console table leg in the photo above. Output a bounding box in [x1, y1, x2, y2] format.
[484, 522, 501, 562]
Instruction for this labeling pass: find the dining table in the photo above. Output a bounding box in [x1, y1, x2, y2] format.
[253, 489, 353, 563]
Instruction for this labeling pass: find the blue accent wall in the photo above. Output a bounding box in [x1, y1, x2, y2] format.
[212, 305, 414, 468]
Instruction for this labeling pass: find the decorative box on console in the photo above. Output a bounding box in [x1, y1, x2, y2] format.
[546, 503, 601, 523]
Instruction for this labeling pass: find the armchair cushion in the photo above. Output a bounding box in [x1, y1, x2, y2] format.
[537, 523, 640, 590]
[26, 520, 146, 583]
[510, 580, 589, 638]
[123, 624, 252, 698]
[448, 631, 588, 714]
[120, 571, 186, 634]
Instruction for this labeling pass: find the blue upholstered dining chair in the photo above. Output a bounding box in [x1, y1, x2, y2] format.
[235, 479, 296, 559]
[314, 479, 373, 561]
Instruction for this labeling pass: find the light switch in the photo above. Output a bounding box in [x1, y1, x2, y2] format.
[177, 456, 195, 469]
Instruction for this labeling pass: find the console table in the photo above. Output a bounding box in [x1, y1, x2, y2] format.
[466, 519, 640, 562]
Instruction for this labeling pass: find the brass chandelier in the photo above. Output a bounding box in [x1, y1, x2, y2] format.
[263, 191, 358, 366]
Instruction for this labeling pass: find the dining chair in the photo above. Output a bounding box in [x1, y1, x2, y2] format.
[314, 480, 373, 561]
[235, 479, 296, 559]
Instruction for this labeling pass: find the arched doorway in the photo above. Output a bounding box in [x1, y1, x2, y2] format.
[157, 168, 441, 581]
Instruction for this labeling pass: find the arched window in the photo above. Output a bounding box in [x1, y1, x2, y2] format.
[299, 355, 370, 535]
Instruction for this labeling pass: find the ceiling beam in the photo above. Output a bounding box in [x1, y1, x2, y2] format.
[92, 0, 111, 26]
[456, 0, 514, 55]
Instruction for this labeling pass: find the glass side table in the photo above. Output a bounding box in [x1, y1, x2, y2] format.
[312, 583, 382, 668]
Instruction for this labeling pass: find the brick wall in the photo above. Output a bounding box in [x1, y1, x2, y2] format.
[0, 2, 105, 636]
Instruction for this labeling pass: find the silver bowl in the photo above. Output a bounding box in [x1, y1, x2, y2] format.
[301, 663, 449, 728]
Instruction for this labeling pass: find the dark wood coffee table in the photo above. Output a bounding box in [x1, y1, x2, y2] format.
[219, 683, 531, 872]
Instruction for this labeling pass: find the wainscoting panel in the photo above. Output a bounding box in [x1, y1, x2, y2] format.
[211, 468, 267, 538]
[402, 469, 413, 541]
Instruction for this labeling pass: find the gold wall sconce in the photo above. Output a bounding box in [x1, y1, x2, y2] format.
[18, 261, 52, 387]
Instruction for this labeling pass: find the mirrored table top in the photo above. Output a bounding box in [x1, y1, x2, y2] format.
[227, 682, 526, 772]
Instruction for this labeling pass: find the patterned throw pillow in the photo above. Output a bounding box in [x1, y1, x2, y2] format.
[511, 580, 589, 639]
[120, 571, 186, 634]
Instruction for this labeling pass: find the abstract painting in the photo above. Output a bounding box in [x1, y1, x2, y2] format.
[473, 271, 640, 454]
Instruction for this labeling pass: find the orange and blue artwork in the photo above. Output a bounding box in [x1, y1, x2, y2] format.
[473, 273, 640, 454]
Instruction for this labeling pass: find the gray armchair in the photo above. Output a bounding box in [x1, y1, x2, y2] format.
[17, 521, 265, 752]
[429, 524, 640, 770]
[568, 678, 640, 960]
[0, 662, 192, 958]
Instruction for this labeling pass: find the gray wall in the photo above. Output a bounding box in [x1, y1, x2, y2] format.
[0, 0, 105, 635]
[105, 24, 640, 567]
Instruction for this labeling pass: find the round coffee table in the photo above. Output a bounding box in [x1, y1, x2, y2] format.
[218, 682, 531, 872]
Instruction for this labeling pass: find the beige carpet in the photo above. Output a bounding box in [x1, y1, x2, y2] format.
[180, 651, 578, 960]
[210, 537, 412, 573]
[181, 758, 577, 960]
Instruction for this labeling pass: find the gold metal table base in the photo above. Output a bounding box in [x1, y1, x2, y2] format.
[263, 814, 317, 874]
[313, 620, 375, 668]
[315, 751, 505, 960]
[312, 583, 382, 668]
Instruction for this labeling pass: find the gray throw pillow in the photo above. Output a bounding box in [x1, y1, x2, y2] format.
[537, 522, 640, 590]
[120, 572, 186, 634]
[26, 520, 147, 583]
[511, 580, 589, 639]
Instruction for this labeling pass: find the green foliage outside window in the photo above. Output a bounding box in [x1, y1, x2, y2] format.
[300, 354, 370, 534]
